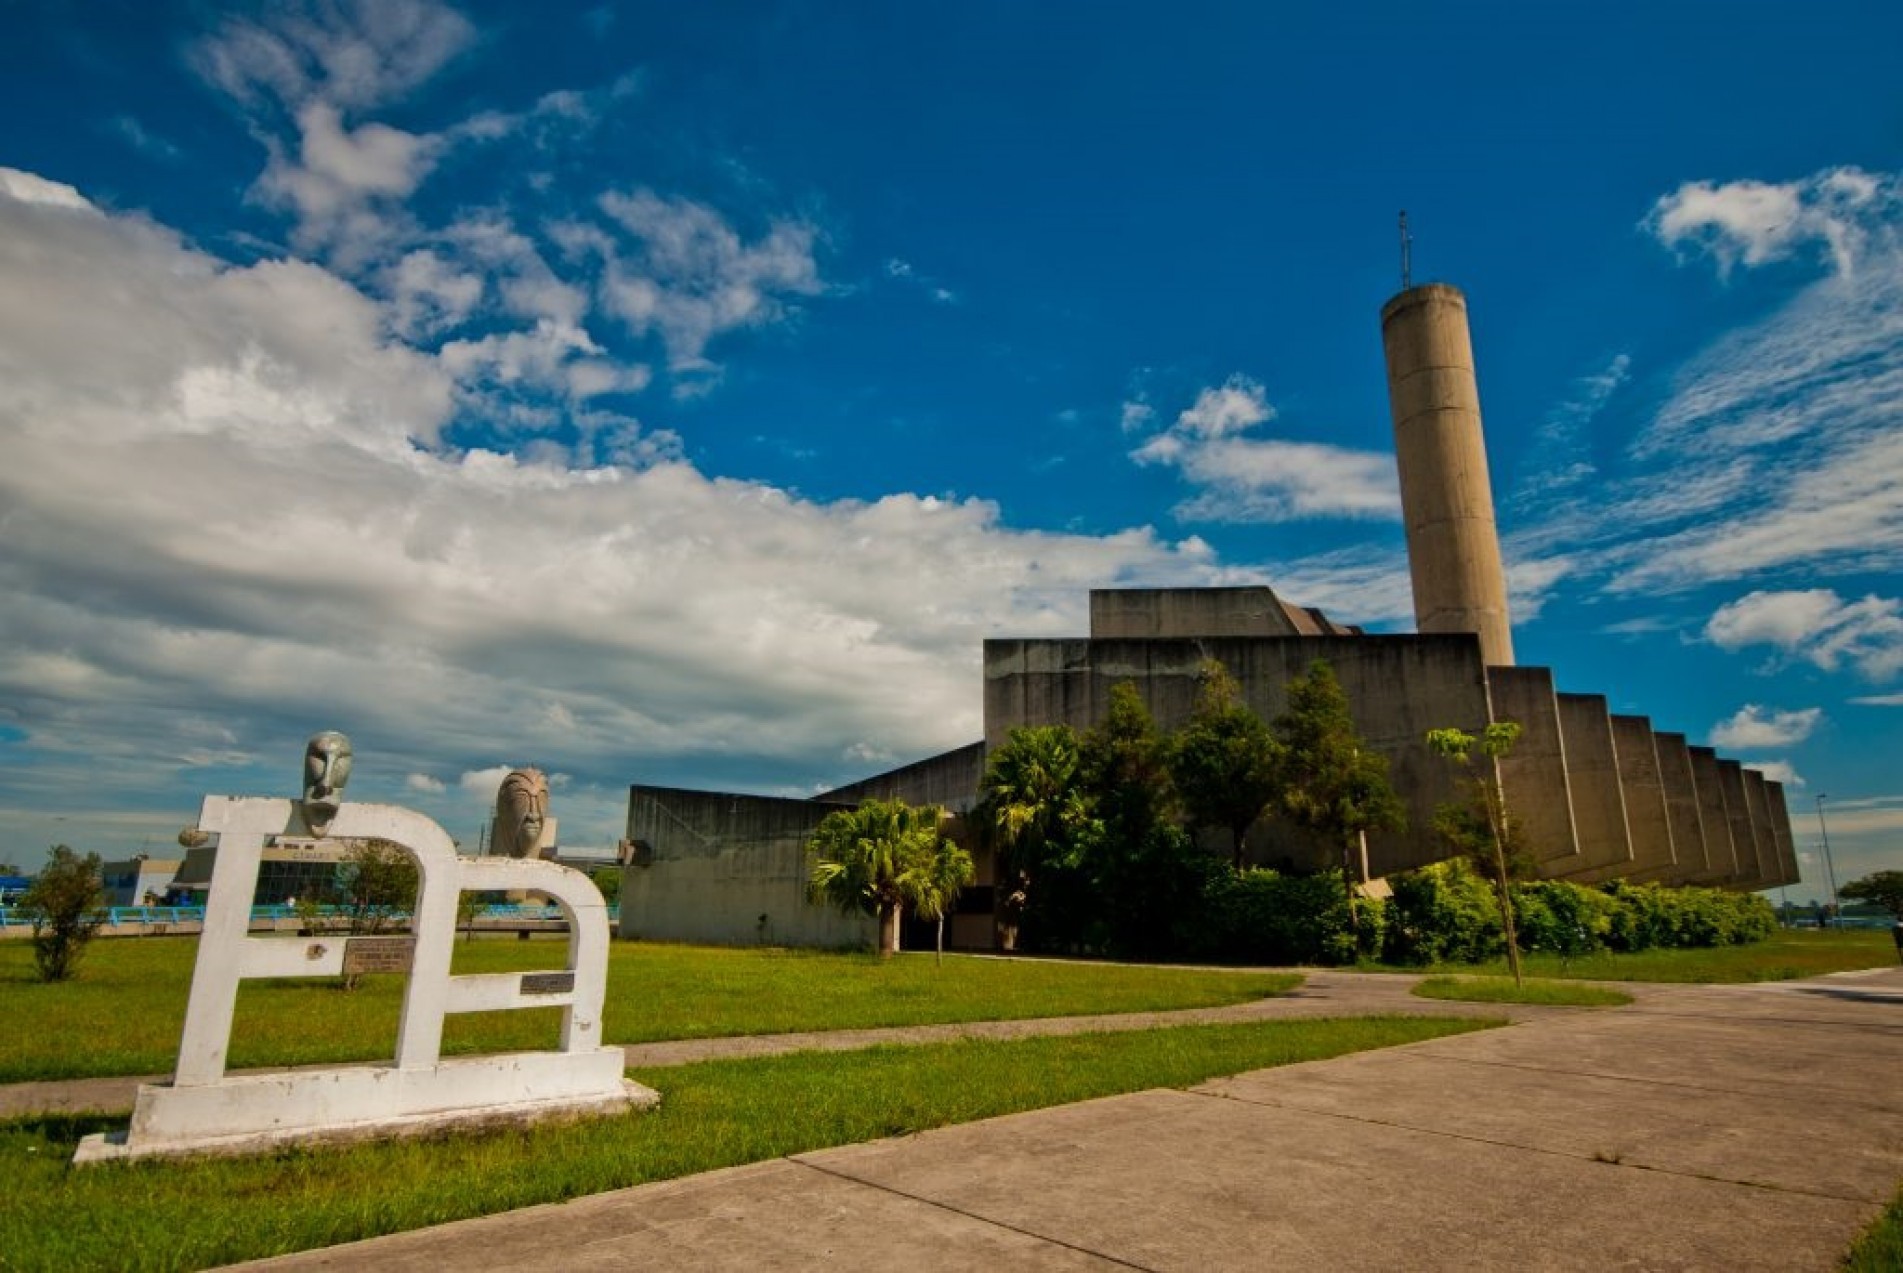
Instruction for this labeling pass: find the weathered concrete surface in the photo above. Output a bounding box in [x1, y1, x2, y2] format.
[1547, 693, 1633, 882]
[238, 966, 1903, 1272]
[620, 787, 873, 948]
[817, 742, 988, 815]
[1719, 761, 1767, 891]
[1768, 781, 1802, 889]
[1381, 282, 1516, 668]
[1688, 745, 1740, 883]
[1610, 714, 1677, 881]
[1486, 664, 1580, 871]
[1652, 732, 1710, 885]
[1743, 769, 1787, 888]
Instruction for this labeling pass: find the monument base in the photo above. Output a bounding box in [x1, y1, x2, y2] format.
[74, 1049, 656, 1164]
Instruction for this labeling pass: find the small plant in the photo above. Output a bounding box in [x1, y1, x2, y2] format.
[20, 845, 107, 983]
[1427, 722, 1527, 986]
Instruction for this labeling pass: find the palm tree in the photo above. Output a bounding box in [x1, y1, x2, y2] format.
[806, 798, 948, 957]
[977, 724, 1097, 949]
[900, 834, 976, 964]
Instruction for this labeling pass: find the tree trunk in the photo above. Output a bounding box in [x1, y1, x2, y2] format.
[936, 915, 945, 966]
[879, 902, 902, 958]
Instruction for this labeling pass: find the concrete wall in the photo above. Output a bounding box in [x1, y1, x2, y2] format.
[1717, 762, 1765, 891]
[620, 787, 874, 948]
[985, 632, 1491, 876]
[1610, 715, 1677, 882]
[1741, 770, 1781, 889]
[1766, 782, 1800, 889]
[1547, 694, 1633, 882]
[1486, 665, 1580, 871]
[1380, 283, 1514, 668]
[1686, 747, 1738, 883]
[1652, 733, 1711, 885]
[818, 742, 988, 814]
[1089, 587, 1308, 640]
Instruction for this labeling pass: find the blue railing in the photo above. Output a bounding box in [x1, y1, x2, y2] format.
[0, 901, 615, 932]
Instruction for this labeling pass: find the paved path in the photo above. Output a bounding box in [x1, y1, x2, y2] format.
[222, 966, 1903, 1272]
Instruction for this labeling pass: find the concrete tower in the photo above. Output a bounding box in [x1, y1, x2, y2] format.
[1380, 282, 1515, 666]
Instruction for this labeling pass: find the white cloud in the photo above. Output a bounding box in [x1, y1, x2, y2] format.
[0, 168, 94, 212]
[0, 172, 1231, 851]
[1709, 704, 1823, 749]
[1645, 166, 1897, 278]
[1849, 693, 1903, 707]
[192, 0, 475, 114]
[459, 766, 516, 799]
[1119, 399, 1154, 433]
[1511, 353, 1628, 507]
[406, 773, 446, 793]
[595, 189, 823, 370]
[1705, 589, 1903, 680]
[1130, 375, 1400, 524]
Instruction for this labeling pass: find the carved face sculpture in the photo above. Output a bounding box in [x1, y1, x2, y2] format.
[495, 768, 550, 858]
[300, 731, 354, 837]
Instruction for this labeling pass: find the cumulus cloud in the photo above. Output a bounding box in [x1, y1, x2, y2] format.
[0, 171, 1229, 851]
[1645, 166, 1897, 278]
[1750, 760, 1805, 788]
[1130, 375, 1400, 524]
[1709, 704, 1823, 749]
[1705, 589, 1903, 679]
[192, 0, 475, 114]
[406, 773, 446, 793]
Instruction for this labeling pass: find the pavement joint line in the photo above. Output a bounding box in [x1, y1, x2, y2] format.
[786, 1154, 1157, 1272]
[1189, 1083, 1877, 1204]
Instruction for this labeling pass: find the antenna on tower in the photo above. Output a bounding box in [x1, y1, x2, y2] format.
[1399, 210, 1412, 291]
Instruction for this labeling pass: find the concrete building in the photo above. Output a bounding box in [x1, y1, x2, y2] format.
[619, 281, 1799, 948]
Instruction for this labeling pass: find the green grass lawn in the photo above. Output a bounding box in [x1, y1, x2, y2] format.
[0, 1014, 1493, 1272]
[1411, 975, 1633, 1007]
[1384, 929, 1895, 983]
[1845, 1182, 1903, 1272]
[0, 937, 1297, 1082]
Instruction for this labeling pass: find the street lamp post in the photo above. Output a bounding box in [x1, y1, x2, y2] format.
[1814, 794, 1840, 922]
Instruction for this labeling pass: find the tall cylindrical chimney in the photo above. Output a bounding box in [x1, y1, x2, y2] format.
[1380, 282, 1515, 666]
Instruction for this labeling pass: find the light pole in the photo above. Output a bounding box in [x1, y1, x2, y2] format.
[1814, 793, 1840, 922]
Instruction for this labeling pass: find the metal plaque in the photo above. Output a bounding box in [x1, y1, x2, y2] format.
[341, 936, 415, 975]
[519, 971, 576, 995]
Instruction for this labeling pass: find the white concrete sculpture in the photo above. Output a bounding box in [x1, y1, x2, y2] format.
[77, 745, 655, 1163]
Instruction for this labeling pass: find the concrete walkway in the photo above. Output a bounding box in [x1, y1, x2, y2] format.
[216, 965, 1903, 1272]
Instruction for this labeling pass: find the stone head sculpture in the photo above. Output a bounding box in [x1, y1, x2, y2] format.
[300, 731, 354, 838]
[494, 767, 551, 858]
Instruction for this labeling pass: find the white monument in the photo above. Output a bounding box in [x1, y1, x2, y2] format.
[76, 734, 655, 1163]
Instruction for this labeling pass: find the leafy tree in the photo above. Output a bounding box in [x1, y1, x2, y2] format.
[806, 798, 951, 957]
[978, 725, 1101, 948]
[1273, 659, 1405, 943]
[589, 866, 623, 907]
[337, 838, 419, 936]
[1082, 681, 1177, 849]
[1841, 871, 1903, 920]
[1168, 660, 1284, 868]
[1426, 722, 1528, 985]
[20, 845, 106, 983]
[899, 834, 977, 964]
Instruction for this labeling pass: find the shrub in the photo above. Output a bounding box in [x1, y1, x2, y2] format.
[1382, 859, 1502, 965]
[21, 845, 107, 983]
[1201, 867, 1369, 966]
[1513, 881, 1617, 960]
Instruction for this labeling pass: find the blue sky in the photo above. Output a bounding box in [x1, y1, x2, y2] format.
[1, 1, 1899, 899]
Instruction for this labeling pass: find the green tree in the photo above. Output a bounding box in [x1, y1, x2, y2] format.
[1274, 660, 1405, 941]
[806, 798, 950, 957]
[337, 839, 419, 936]
[589, 866, 623, 907]
[1082, 681, 1177, 850]
[20, 845, 106, 983]
[1169, 660, 1284, 868]
[1841, 871, 1903, 920]
[978, 724, 1100, 948]
[1426, 722, 1528, 986]
[899, 834, 977, 964]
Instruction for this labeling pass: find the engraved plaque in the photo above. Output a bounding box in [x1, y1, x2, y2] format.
[341, 936, 415, 975]
[519, 971, 575, 995]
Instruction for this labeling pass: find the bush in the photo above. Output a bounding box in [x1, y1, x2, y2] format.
[1382, 859, 1502, 965]
[1200, 867, 1370, 966]
[21, 845, 107, 983]
[1513, 881, 1617, 960]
